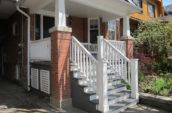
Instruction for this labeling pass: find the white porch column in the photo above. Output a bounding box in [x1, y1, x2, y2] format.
[123, 16, 130, 38]
[55, 0, 66, 27]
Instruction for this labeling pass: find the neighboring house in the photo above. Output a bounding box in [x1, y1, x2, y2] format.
[164, 4, 172, 15]
[0, 0, 140, 113]
[129, 0, 164, 33]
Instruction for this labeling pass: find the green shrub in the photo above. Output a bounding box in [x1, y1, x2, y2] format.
[139, 73, 172, 96]
[151, 78, 166, 95]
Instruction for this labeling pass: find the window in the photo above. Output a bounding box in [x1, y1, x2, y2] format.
[35, 15, 41, 40]
[132, 0, 142, 8]
[108, 20, 116, 40]
[43, 16, 54, 38]
[148, 2, 155, 17]
[89, 18, 100, 43]
[35, 14, 54, 40]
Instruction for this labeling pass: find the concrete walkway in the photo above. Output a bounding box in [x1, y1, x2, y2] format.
[0, 78, 170, 113]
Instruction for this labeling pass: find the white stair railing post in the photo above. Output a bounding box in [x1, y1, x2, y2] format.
[97, 36, 109, 113]
[130, 59, 139, 100]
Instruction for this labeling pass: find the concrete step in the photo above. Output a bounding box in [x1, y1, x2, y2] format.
[108, 98, 138, 113]
[108, 91, 131, 105]
[89, 84, 127, 101]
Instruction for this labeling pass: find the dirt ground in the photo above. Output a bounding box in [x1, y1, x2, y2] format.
[0, 78, 170, 113]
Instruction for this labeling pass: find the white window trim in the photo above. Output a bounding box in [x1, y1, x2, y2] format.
[88, 17, 100, 43]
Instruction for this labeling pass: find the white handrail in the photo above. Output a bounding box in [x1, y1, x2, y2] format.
[71, 37, 97, 63]
[108, 40, 126, 55]
[100, 37, 131, 85]
[103, 39, 130, 62]
[70, 36, 98, 92]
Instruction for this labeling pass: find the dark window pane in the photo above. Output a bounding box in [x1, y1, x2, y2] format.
[90, 30, 98, 43]
[43, 16, 54, 38]
[35, 15, 41, 40]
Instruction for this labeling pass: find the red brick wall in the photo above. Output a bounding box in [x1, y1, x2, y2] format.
[68, 16, 87, 42]
[50, 30, 71, 106]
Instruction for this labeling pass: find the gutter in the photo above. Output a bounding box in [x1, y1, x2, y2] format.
[16, 4, 31, 91]
[119, 0, 142, 13]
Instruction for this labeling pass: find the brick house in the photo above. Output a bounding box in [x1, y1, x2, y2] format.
[0, 0, 141, 113]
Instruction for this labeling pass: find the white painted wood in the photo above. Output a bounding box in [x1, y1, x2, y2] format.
[131, 59, 139, 100]
[55, 0, 66, 27]
[70, 36, 98, 91]
[30, 38, 51, 61]
[31, 68, 39, 89]
[82, 43, 98, 54]
[109, 40, 126, 55]
[97, 36, 109, 112]
[40, 70, 50, 94]
[123, 16, 131, 37]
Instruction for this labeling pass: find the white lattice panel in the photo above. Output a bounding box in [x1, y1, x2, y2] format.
[31, 68, 39, 89]
[40, 70, 50, 94]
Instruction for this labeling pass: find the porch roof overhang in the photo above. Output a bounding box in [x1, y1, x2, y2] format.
[22, 0, 141, 20]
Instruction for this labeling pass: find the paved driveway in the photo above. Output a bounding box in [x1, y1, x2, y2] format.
[0, 78, 170, 113]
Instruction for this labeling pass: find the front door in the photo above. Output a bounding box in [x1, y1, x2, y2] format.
[88, 18, 100, 44]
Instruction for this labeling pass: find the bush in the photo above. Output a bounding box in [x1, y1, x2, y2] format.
[151, 77, 166, 95]
[134, 20, 172, 61]
[139, 73, 172, 96]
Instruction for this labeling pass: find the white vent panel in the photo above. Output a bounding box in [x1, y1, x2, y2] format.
[31, 68, 39, 89]
[40, 70, 50, 94]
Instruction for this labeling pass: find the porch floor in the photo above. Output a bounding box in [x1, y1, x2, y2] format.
[0, 78, 170, 113]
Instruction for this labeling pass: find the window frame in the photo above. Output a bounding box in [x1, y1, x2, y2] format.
[34, 14, 55, 40]
[147, 1, 156, 17]
[88, 18, 100, 43]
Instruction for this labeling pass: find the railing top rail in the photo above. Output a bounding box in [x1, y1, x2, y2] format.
[108, 40, 126, 43]
[103, 38, 130, 62]
[72, 36, 98, 63]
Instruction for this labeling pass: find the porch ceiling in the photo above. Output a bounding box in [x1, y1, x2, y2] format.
[22, 0, 141, 20]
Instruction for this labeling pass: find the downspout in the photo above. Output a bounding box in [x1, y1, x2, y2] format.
[16, 5, 31, 91]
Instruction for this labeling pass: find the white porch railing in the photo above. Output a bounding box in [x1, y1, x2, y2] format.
[82, 43, 98, 54]
[109, 40, 126, 55]
[30, 38, 51, 61]
[70, 36, 98, 91]
[97, 36, 138, 112]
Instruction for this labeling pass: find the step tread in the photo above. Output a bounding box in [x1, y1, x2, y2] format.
[90, 90, 131, 105]
[109, 98, 137, 113]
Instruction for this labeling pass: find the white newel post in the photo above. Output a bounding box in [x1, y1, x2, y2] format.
[55, 0, 66, 27]
[97, 36, 109, 113]
[131, 59, 139, 100]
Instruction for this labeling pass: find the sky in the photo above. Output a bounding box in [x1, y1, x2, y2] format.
[163, 0, 172, 6]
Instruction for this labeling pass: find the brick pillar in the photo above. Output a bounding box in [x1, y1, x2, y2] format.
[50, 26, 72, 108]
[122, 37, 134, 59]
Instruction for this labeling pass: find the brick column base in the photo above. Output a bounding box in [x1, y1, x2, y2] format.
[50, 26, 72, 108]
[122, 37, 134, 59]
